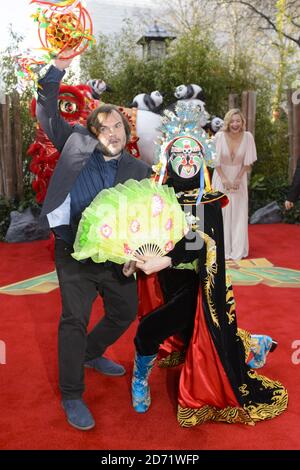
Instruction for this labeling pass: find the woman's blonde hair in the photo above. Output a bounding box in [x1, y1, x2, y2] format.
[223, 108, 246, 132]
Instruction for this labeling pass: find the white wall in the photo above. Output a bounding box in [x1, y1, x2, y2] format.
[87, 0, 160, 36]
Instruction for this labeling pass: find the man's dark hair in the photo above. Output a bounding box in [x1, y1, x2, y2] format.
[87, 104, 131, 144]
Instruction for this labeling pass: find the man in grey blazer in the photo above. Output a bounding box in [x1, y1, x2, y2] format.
[37, 54, 151, 431]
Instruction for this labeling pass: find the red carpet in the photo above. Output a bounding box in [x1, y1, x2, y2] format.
[0, 224, 299, 450]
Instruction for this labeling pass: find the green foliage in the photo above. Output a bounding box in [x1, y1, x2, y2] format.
[0, 26, 23, 93]
[0, 198, 17, 241]
[161, 28, 261, 117]
[254, 90, 289, 180]
[249, 173, 300, 224]
[0, 27, 36, 156]
[283, 201, 300, 224]
[80, 25, 261, 112]
[249, 85, 291, 220]
[0, 26, 37, 239]
[20, 89, 36, 157]
[249, 173, 267, 191]
[80, 33, 110, 82]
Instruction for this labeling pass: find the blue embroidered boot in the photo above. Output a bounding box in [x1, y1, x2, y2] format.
[131, 352, 157, 413]
[248, 335, 278, 369]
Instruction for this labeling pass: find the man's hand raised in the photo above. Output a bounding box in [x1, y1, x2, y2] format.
[54, 49, 74, 71]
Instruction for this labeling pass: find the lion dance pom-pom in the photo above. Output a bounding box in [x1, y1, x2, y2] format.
[17, 1, 95, 90]
[31, 0, 95, 60]
[72, 179, 188, 264]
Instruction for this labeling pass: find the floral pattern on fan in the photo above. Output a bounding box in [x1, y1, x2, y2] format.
[124, 244, 134, 256]
[72, 178, 188, 264]
[165, 218, 173, 230]
[130, 220, 141, 233]
[100, 224, 113, 239]
[151, 195, 164, 216]
[165, 241, 174, 252]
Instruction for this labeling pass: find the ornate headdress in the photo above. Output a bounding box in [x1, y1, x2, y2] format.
[153, 102, 216, 204]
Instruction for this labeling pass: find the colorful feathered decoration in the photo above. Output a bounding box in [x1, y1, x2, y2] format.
[16, 1, 95, 91]
[154, 102, 217, 175]
[72, 179, 188, 264]
[30, 0, 95, 60]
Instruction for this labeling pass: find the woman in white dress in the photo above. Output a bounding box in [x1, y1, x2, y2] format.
[212, 109, 257, 260]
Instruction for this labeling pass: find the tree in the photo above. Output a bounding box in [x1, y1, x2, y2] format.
[218, 0, 300, 116]
[221, 0, 300, 48]
[155, 0, 299, 117]
[0, 26, 36, 203]
[153, 0, 216, 33]
[80, 33, 110, 82]
[0, 26, 24, 93]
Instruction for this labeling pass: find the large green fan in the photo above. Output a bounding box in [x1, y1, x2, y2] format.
[72, 178, 188, 264]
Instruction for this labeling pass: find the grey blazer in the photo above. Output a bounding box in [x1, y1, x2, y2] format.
[36, 70, 151, 228]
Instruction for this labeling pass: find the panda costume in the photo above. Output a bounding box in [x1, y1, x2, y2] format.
[131, 105, 287, 427]
[174, 83, 205, 102]
[130, 91, 163, 113]
[203, 116, 224, 136]
[167, 84, 208, 126]
[87, 79, 112, 99]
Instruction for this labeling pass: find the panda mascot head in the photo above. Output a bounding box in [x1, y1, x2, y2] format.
[87, 79, 112, 100]
[210, 116, 224, 133]
[130, 91, 163, 112]
[174, 84, 205, 102]
[173, 84, 208, 126]
[204, 116, 224, 136]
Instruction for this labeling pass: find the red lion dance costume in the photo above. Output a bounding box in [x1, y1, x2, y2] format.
[28, 83, 140, 203]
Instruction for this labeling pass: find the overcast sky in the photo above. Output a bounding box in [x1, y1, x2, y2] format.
[0, 0, 158, 52]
